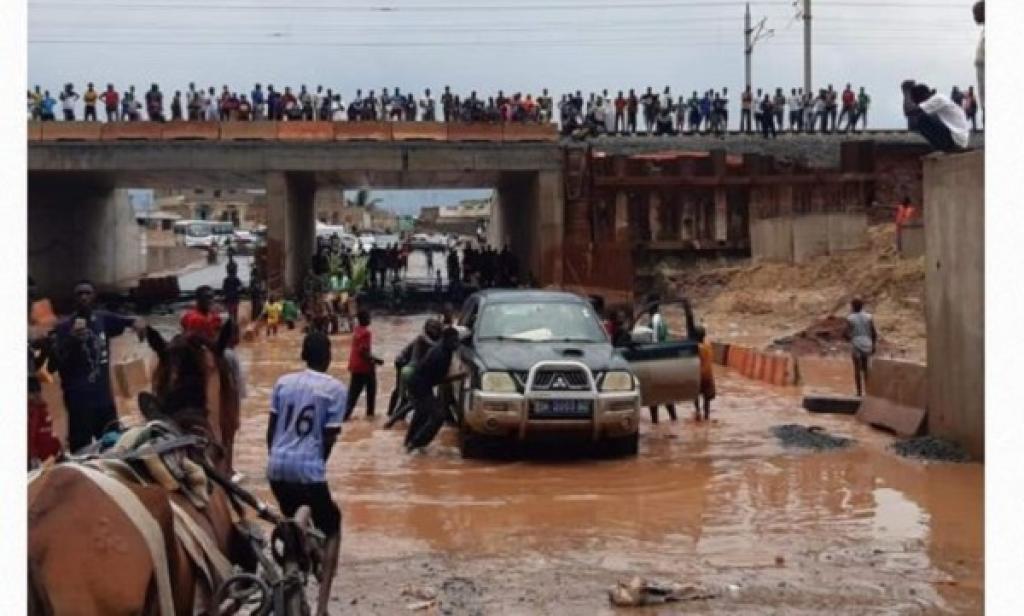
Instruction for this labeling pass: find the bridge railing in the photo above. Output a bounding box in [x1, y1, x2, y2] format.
[27, 120, 559, 143]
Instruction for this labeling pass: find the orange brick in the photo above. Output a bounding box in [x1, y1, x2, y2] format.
[391, 122, 445, 141]
[27, 121, 43, 141]
[102, 121, 164, 140]
[161, 121, 219, 140]
[277, 121, 333, 141]
[220, 121, 278, 141]
[334, 122, 393, 141]
[40, 121, 103, 141]
[502, 123, 558, 142]
[447, 122, 503, 142]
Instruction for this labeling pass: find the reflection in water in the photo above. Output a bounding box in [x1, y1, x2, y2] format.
[129, 311, 981, 612]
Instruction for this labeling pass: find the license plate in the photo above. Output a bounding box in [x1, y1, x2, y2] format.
[533, 399, 592, 415]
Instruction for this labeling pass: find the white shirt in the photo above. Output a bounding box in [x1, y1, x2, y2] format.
[919, 94, 970, 148]
[789, 95, 803, 111]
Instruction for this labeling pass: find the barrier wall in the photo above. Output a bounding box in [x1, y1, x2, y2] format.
[751, 212, 868, 263]
[924, 150, 984, 459]
[716, 343, 797, 387]
[855, 358, 928, 436]
[27, 120, 557, 143]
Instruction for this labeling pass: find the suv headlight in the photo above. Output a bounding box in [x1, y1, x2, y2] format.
[480, 371, 517, 393]
[601, 371, 635, 392]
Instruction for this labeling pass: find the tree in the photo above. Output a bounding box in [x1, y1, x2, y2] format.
[351, 188, 381, 210]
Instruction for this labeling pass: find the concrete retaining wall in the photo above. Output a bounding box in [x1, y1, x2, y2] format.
[714, 342, 798, 387]
[751, 212, 867, 263]
[146, 245, 204, 273]
[924, 150, 984, 459]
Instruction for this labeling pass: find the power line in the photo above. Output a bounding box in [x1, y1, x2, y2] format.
[27, 37, 974, 47]
[29, 1, 791, 11]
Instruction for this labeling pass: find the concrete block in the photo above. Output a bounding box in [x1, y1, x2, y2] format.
[898, 223, 925, 258]
[391, 122, 444, 141]
[277, 121, 333, 141]
[161, 121, 220, 140]
[856, 358, 928, 437]
[220, 121, 278, 140]
[826, 212, 867, 253]
[502, 123, 558, 142]
[750, 217, 793, 262]
[101, 121, 164, 140]
[447, 122, 503, 142]
[40, 122, 103, 141]
[28, 121, 43, 141]
[335, 121, 393, 141]
[792, 214, 830, 262]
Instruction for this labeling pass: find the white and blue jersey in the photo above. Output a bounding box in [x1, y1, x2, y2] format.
[267, 369, 346, 484]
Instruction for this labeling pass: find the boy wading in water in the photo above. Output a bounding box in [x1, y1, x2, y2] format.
[694, 326, 716, 421]
[845, 298, 878, 397]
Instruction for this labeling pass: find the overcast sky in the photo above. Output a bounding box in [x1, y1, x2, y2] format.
[27, 0, 981, 211]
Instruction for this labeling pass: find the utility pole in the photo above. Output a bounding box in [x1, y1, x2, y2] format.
[744, 3, 773, 94]
[744, 3, 752, 92]
[803, 0, 812, 95]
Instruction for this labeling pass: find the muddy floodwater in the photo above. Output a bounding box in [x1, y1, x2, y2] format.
[185, 314, 982, 613]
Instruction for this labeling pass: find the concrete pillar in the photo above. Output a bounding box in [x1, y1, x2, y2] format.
[614, 191, 629, 242]
[28, 176, 144, 302]
[714, 188, 728, 242]
[924, 151, 984, 459]
[534, 170, 565, 286]
[265, 172, 316, 295]
[679, 195, 694, 241]
[648, 192, 662, 241]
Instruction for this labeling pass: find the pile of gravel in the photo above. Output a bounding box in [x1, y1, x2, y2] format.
[891, 437, 970, 462]
[772, 424, 853, 450]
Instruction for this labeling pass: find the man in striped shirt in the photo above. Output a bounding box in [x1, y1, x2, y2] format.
[266, 331, 345, 616]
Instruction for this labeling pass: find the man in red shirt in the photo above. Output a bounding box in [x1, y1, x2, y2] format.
[180, 285, 223, 341]
[840, 83, 856, 132]
[345, 309, 383, 421]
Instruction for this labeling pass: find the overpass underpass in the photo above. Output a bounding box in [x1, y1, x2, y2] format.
[28, 141, 565, 299]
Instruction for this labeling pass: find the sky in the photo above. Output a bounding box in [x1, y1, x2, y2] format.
[27, 0, 981, 211]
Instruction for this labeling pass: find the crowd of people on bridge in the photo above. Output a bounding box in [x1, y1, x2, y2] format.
[26, 79, 985, 137]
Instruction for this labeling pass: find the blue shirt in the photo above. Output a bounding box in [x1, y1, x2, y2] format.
[251, 89, 264, 105]
[267, 369, 346, 483]
[40, 97, 56, 114]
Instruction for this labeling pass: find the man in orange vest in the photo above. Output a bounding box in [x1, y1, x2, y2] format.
[895, 196, 917, 252]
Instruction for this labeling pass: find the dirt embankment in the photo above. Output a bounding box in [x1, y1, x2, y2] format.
[658, 224, 926, 362]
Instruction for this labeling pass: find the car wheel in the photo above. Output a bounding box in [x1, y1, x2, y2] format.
[602, 432, 639, 457]
[459, 427, 489, 459]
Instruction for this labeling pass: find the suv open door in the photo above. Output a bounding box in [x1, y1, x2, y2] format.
[618, 299, 701, 406]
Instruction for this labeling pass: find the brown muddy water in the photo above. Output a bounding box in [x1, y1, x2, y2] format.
[99, 313, 983, 614]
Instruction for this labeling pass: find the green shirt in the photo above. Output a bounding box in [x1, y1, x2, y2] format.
[281, 300, 299, 321]
[858, 92, 870, 109]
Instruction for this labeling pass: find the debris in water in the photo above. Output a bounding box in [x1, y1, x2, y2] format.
[891, 436, 969, 462]
[608, 576, 717, 607]
[772, 424, 853, 450]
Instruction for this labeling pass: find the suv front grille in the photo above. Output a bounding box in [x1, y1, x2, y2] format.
[531, 368, 590, 391]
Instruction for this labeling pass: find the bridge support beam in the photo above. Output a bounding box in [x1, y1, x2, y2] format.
[28, 176, 144, 304]
[265, 172, 316, 296]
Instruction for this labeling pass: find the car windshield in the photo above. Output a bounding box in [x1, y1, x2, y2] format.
[476, 302, 607, 343]
[186, 223, 211, 237]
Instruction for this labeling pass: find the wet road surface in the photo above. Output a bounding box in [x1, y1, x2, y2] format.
[217, 314, 982, 615]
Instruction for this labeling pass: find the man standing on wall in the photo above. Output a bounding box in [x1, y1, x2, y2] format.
[844, 298, 878, 397]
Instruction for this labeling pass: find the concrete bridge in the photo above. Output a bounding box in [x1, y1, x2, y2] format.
[28, 123, 565, 298]
[28, 121, 978, 301]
